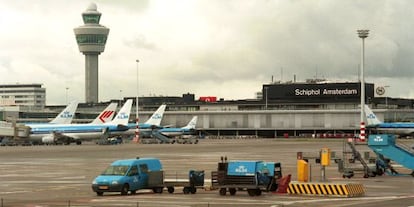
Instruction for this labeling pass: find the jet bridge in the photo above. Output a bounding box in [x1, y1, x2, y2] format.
[0, 121, 15, 137]
[0, 122, 30, 138]
[0, 121, 31, 145]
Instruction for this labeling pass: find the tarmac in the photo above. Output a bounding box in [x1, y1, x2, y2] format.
[0, 138, 413, 207]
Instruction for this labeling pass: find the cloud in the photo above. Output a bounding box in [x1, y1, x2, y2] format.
[125, 35, 158, 51]
[2, 0, 414, 104]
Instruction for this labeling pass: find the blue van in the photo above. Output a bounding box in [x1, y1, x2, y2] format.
[92, 157, 163, 196]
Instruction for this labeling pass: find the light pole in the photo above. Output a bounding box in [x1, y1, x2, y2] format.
[119, 89, 123, 105]
[384, 85, 390, 108]
[134, 59, 140, 143]
[65, 87, 69, 104]
[357, 29, 369, 140]
[264, 87, 268, 110]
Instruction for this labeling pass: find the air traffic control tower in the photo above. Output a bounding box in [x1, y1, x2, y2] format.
[74, 3, 109, 103]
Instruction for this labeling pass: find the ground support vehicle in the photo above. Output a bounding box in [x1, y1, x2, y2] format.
[211, 157, 282, 196]
[139, 137, 162, 144]
[149, 170, 205, 194]
[338, 140, 378, 178]
[92, 157, 204, 196]
[173, 136, 199, 144]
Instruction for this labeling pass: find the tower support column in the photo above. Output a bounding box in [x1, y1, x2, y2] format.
[85, 54, 99, 103]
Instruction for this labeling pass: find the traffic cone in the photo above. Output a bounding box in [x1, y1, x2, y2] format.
[275, 174, 291, 194]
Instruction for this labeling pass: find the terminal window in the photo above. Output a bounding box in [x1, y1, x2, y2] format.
[76, 34, 107, 45]
[82, 14, 100, 24]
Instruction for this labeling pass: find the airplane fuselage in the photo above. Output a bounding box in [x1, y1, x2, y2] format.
[367, 122, 414, 136]
[28, 123, 127, 142]
[158, 128, 193, 137]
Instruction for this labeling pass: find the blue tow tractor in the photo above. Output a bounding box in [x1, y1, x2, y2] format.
[211, 157, 282, 196]
[92, 157, 204, 196]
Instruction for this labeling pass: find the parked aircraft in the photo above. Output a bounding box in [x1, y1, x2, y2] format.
[158, 116, 198, 138]
[111, 104, 166, 138]
[28, 99, 132, 145]
[90, 102, 117, 124]
[26, 100, 79, 125]
[50, 100, 79, 124]
[365, 105, 414, 136]
[138, 104, 166, 131]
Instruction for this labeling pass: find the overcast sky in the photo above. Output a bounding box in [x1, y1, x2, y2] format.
[1, 0, 414, 105]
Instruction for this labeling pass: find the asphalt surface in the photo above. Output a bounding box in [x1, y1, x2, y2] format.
[0, 138, 413, 207]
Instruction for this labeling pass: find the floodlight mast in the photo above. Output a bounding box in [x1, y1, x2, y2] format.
[357, 29, 369, 140]
[135, 59, 140, 143]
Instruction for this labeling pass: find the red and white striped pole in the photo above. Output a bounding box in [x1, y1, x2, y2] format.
[359, 121, 366, 141]
[133, 59, 140, 144]
[133, 117, 140, 143]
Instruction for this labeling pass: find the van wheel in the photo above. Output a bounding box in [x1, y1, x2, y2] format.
[247, 189, 256, 196]
[167, 187, 174, 193]
[269, 183, 277, 191]
[183, 187, 190, 194]
[153, 187, 163, 193]
[190, 187, 196, 194]
[96, 192, 103, 196]
[219, 188, 226, 196]
[229, 188, 236, 195]
[120, 184, 129, 195]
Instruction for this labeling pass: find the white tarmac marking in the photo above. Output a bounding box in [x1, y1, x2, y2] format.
[1, 180, 87, 184]
[270, 195, 414, 206]
[0, 190, 31, 194]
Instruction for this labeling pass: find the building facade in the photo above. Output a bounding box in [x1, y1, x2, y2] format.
[0, 84, 45, 109]
[5, 81, 414, 138]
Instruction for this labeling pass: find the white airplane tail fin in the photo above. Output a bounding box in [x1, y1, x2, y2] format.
[182, 116, 197, 129]
[49, 100, 79, 124]
[107, 99, 133, 126]
[145, 104, 166, 126]
[91, 102, 118, 124]
[364, 105, 382, 126]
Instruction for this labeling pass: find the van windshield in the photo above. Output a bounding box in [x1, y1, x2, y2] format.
[101, 165, 129, 176]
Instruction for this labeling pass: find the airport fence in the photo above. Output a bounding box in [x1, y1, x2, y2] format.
[206, 135, 260, 139]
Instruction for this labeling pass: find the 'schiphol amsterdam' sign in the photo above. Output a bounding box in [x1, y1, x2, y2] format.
[266, 82, 373, 101]
[294, 88, 358, 96]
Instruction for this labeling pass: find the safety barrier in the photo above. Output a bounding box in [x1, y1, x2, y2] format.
[287, 181, 365, 197]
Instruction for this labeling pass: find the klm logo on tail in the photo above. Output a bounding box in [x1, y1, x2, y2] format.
[152, 114, 162, 119]
[117, 113, 129, 119]
[60, 111, 73, 118]
[367, 114, 376, 119]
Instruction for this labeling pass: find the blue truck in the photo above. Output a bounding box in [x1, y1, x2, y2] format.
[92, 157, 204, 196]
[211, 157, 282, 196]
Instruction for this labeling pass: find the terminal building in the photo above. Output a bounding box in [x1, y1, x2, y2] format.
[2, 80, 414, 139]
[0, 84, 46, 109]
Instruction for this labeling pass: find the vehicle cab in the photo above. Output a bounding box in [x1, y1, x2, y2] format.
[92, 157, 163, 196]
